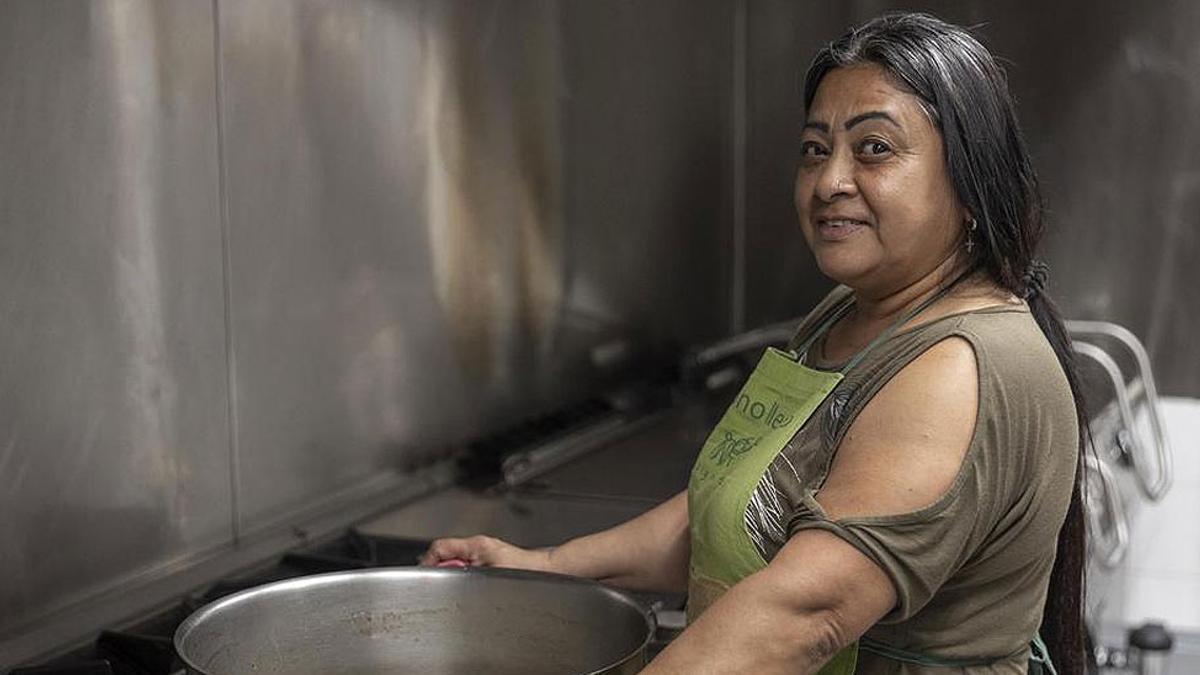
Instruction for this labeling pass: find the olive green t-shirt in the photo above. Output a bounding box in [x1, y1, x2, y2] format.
[746, 286, 1079, 674]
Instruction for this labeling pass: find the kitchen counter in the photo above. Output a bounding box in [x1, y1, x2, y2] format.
[358, 391, 730, 545]
[357, 487, 654, 546]
[354, 394, 728, 659]
[511, 393, 727, 502]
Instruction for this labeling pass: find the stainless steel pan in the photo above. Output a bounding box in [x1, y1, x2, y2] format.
[174, 567, 654, 675]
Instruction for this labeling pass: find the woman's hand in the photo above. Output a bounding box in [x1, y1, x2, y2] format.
[419, 491, 690, 592]
[419, 535, 554, 572]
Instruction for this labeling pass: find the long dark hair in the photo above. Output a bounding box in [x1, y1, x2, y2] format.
[803, 13, 1089, 674]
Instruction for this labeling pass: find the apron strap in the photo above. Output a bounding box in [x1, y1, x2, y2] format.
[859, 634, 1057, 672]
[1029, 633, 1058, 675]
[790, 295, 856, 357]
[858, 636, 1000, 668]
[790, 266, 979, 374]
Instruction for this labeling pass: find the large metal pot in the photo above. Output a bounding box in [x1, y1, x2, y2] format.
[175, 567, 654, 675]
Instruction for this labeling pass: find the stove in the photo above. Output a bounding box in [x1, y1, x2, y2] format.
[7, 529, 684, 674]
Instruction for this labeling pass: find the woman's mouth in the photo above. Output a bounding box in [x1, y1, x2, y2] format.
[816, 218, 870, 241]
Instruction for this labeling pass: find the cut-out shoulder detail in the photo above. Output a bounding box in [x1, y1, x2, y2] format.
[814, 336, 978, 520]
[758, 293, 1078, 655]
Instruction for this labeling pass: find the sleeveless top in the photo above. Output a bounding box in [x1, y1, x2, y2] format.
[747, 286, 1078, 674]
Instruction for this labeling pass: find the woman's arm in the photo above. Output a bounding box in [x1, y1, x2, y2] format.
[645, 337, 980, 673]
[643, 529, 895, 674]
[420, 490, 690, 593]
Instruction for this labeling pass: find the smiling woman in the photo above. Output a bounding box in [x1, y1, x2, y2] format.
[796, 64, 966, 299]
[422, 12, 1088, 675]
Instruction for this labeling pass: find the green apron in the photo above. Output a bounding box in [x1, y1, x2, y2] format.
[685, 273, 1058, 674]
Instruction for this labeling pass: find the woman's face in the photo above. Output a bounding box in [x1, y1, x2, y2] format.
[794, 63, 966, 296]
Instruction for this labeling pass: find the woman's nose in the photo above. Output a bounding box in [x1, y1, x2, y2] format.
[814, 154, 857, 202]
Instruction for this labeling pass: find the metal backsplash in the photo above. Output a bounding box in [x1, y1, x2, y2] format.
[0, 0, 735, 663]
[0, 0, 232, 645]
[217, 0, 734, 534]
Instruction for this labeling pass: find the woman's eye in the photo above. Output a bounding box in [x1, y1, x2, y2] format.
[859, 139, 892, 156]
[800, 141, 827, 157]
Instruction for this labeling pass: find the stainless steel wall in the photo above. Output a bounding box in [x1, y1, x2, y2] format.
[560, 1, 734, 349]
[0, 0, 231, 642]
[217, 0, 459, 533]
[218, 0, 735, 534]
[980, 0, 1200, 397]
[0, 0, 735, 663]
[743, 0, 1200, 396]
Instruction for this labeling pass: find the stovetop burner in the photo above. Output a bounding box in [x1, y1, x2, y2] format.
[8, 530, 684, 674]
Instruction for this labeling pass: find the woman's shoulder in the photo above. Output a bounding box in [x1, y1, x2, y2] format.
[950, 306, 1078, 448]
[952, 303, 1065, 380]
[855, 301, 1073, 441]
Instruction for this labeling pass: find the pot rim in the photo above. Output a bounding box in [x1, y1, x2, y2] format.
[174, 565, 657, 675]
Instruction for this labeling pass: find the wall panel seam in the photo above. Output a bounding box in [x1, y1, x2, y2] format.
[211, 0, 241, 543]
[732, 0, 748, 335]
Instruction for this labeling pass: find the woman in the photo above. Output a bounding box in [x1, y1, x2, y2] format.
[421, 13, 1087, 674]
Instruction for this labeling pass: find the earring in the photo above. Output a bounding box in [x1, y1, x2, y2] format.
[965, 217, 978, 254]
